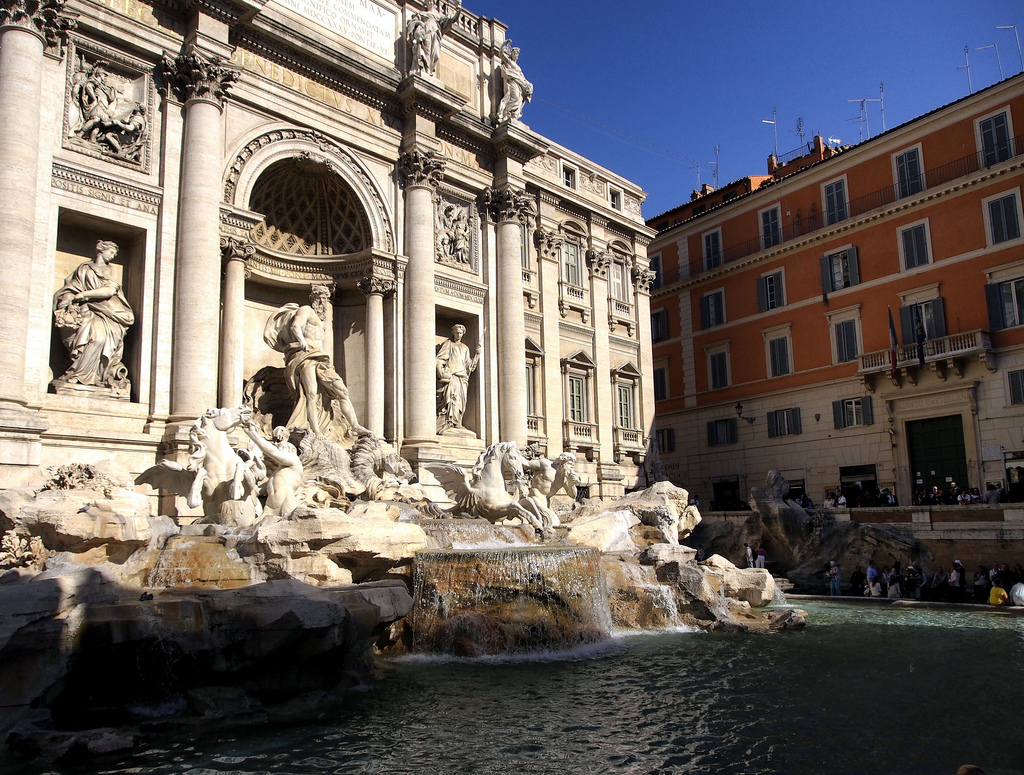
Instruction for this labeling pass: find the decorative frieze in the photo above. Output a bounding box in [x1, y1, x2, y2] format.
[398, 149, 445, 189]
[160, 49, 239, 105]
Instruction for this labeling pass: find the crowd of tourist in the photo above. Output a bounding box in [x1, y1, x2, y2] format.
[827, 558, 1024, 605]
[911, 483, 1003, 506]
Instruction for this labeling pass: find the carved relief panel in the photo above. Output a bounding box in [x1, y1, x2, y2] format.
[63, 40, 154, 171]
[434, 193, 478, 274]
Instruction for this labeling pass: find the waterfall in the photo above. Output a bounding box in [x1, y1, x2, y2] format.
[413, 519, 540, 549]
[411, 547, 613, 656]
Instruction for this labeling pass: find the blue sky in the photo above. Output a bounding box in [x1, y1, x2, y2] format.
[484, 1, 1024, 219]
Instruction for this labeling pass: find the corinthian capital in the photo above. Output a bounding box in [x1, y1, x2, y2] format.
[0, 0, 77, 51]
[161, 49, 239, 105]
[357, 276, 397, 298]
[534, 227, 563, 259]
[398, 149, 446, 189]
[481, 186, 535, 225]
[586, 249, 612, 278]
[220, 236, 255, 263]
[633, 265, 657, 294]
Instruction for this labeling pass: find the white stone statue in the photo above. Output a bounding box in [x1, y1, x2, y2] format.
[426, 441, 550, 533]
[406, 0, 462, 77]
[52, 240, 135, 396]
[70, 59, 148, 161]
[136, 406, 264, 527]
[436, 324, 481, 434]
[519, 452, 581, 529]
[263, 286, 371, 442]
[242, 422, 304, 519]
[497, 40, 533, 123]
[436, 201, 471, 266]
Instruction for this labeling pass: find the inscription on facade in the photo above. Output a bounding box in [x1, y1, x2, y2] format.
[89, 0, 185, 36]
[230, 48, 390, 128]
[272, 0, 396, 60]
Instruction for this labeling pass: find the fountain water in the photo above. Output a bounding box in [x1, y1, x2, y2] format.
[411, 546, 612, 656]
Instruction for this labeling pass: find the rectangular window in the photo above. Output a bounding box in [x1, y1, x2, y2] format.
[895, 148, 924, 198]
[900, 299, 946, 343]
[707, 418, 738, 446]
[824, 179, 848, 225]
[653, 367, 668, 401]
[709, 351, 729, 390]
[562, 243, 581, 286]
[987, 277, 1024, 330]
[563, 166, 577, 188]
[649, 254, 663, 289]
[568, 375, 586, 422]
[617, 385, 634, 429]
[700, 290, 725, 329]
[656, 427, 675, 453]
[989, 194, 1021, 244]
[757, 271, 785, 312]
[833, 396, 874, 429]
[1009, 370, 1024, 406]
[610, 263, 630, 301]
[703, 230, 722, 269]
[761, 206, 782, 249]
[820, 247, 860, 293]
[651, 309, 669, 341]
[981, 112, 1012, 167]
[610, 189, 622, 210]
[767, 407, 802, 438]
[525, 363, 536, 416]
[901, 223, 930, 269]
[835, 319, 859, 363]
[768, 336, 790, 377]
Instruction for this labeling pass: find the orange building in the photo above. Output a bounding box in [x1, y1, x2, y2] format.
[648, 73, 1024, 509]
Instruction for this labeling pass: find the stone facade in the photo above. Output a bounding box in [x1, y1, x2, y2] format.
[0, 0, 654, 503]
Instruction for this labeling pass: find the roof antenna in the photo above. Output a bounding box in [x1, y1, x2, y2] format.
[975, 43, 1004, 80]
[957, 45, 973, 93]
[708, 145, 720, 188]
[792, 117, 806, 149]
[846, 88, 883, 140]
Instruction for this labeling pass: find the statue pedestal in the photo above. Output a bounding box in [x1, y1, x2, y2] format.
[0, 404, 47, 487]
[50, 380, 130, 401]
[400, 444, 457, 505]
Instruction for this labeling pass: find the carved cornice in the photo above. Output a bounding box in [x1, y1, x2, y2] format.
[358, 276, 396, 297]
[399, 149, 446, 190]
[435, 274, 487, 304]
[51, 161, 162, 213]
[534, 227, 563, 260]
[220, 236, 255, 263]
[0, 0, 77, 52]
[586, 249, 611, 278]
[160, 48, 239, 105]
[481, 186, 535, 225]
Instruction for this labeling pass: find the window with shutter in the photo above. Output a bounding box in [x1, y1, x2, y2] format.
[989, 194, 1021, 244]
[895, 148, 924, 198]
[1010, 370, 1024, 406]
[901, 223, 930, 269]
[825, 179, 848, 225]
[768, 336, 790, 377]
[835, 319, 858, 362]
[980, 112, 1012, 166]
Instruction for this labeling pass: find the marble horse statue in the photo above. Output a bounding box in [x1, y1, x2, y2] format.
[425, 441, 551, 534]
[136, 406, 264, 527]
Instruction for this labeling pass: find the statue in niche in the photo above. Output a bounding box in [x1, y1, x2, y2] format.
[436, 324, 480, 435]
[263, 285, 371, 442]
[435, 201, 471, 267]
[406, 0, 462, 77]
[496, 40, 533, 123]
[69, 58, 147, 162]
[52, 240, 135, 396]
[242, 420, 304, 519]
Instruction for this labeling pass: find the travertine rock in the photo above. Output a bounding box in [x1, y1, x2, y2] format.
[701, 554, 777, 607]
[564, 508, 640, 553]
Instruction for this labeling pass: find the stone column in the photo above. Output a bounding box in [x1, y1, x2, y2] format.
[0, 2, 70, 410]
[484, 187, 535, 446]
[0, 2, 73, 472]
[399, 150, 445, 444]
[218, 238, 254, 408]
[161, 50, 238, 419]
[359, 276, 395, 438]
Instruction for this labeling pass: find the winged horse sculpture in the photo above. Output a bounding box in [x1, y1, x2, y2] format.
[424, 441, 553, 534]
[136, 406, 264, 527]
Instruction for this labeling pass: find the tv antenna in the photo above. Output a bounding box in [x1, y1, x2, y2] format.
[792, 117, 806, 148]
[846, 83, 884, 141]
[708, 145, 720, 188]
[690, 162, 702, 189]
[958, 45, 973, 93]
[762, 107, 778, 158]
[996, 26, 1023, 74]
[975, 43, 1004, 80]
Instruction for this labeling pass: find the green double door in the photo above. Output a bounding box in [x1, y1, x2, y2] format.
[906, 415, 969, 495]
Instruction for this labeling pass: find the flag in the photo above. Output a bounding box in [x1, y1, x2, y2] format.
[915, 316, 926, 367]
[888, 307, 898, 380]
